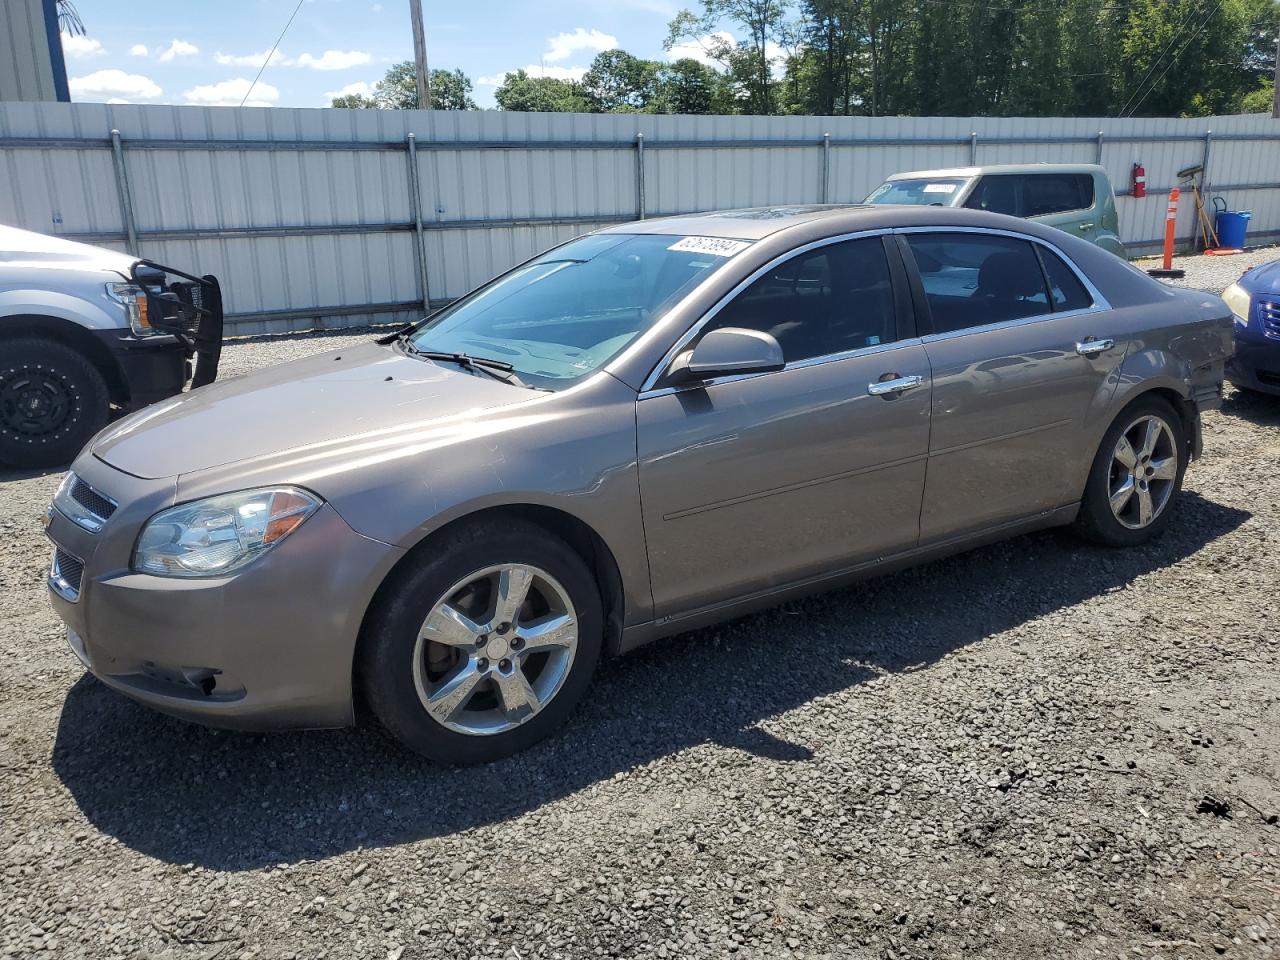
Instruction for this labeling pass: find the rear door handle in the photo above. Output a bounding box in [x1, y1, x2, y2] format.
[867, 374, 924, 397]
[1075, 338, 1115, 357]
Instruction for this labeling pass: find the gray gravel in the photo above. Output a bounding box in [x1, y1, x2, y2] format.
[2, 249, 1279, 960]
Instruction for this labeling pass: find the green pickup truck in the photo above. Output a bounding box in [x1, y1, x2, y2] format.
[865, 163, 1126, 259]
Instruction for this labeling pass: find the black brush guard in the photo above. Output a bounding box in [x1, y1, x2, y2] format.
[128, 260, 224, 388]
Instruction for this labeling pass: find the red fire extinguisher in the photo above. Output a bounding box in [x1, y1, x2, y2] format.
[1132, 162, 1147, 199]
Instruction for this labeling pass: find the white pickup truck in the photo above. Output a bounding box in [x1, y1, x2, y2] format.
[0, 225, 222, 469]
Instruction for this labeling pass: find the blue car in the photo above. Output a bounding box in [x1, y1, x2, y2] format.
[1224, 260, 1280, 396]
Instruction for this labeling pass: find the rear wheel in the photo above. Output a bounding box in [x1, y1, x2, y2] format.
[359, 519, 602, 763]
[0, 337, 109, 469]
[1075, 395, 1187, 547]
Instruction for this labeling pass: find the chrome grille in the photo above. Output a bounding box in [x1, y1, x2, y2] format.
[71, 477, 117, 521]
[50, 548, 84, 602]
[1260, 299, 1280, 340]
[53, 473, 116, 533]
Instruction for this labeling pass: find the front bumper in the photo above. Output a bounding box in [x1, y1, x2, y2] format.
[44, 455, 404, 731]
[91, 330, 190, 410]
[1226, 330, 1280, 396]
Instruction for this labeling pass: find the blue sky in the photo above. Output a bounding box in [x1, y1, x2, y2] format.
[60, 0, 726, 109]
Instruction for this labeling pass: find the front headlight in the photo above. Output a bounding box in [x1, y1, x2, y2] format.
[106, 282, 155, 336]
[1222, 282, 1252, 328]
[133, 487, 321, 577]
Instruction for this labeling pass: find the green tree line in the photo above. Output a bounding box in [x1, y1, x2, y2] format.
[335, 0, 1279, 117]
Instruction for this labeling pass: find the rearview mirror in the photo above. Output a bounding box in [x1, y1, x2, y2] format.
[667, 327, 785, 386]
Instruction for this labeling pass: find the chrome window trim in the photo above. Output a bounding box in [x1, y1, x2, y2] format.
[638, 336, 925, 401]
[638, 227, 895, 394]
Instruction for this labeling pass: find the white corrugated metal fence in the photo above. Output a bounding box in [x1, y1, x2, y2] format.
[2, 103, 1278, 334]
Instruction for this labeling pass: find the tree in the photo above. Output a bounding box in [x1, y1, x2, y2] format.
[652, 58, 722, 113]
[493, 70, 595, 112]
[666, 1, 790, 113]
[330, 62, 477, 109]
[582, 50, 661, 111]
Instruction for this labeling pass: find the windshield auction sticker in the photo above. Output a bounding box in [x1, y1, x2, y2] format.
[668, 236, 752, 258]
[923, 183, 958, 194]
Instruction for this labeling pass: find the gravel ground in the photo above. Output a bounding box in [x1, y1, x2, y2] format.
[2, 249, 1278, 960]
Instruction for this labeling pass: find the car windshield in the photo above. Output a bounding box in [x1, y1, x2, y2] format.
[864, 178, 969, 206]
[405, 233, 751, 389]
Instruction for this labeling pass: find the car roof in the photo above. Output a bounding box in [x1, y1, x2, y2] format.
[594, 203, 1074, 242]
[597, 205, 871, 241]
[885, 163, 1105, 181]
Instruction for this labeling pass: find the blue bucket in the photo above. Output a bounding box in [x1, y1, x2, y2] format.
[1214, 208, 1250, 249]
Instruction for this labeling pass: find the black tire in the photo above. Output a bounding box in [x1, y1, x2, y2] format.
[358, 518, 603, 764]
[0, 337, 110, 469]
[1075, 394, 1188, 547]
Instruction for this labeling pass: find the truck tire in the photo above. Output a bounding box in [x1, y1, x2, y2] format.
[0, 337, 110, 469]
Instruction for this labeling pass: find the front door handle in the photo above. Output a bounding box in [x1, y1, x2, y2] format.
[1077, 222, 1095, 231]
[1075, 338, 1115, 357]
[867, 374, 924, 397]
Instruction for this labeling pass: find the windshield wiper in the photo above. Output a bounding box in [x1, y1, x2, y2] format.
[401, 341, 535, 389]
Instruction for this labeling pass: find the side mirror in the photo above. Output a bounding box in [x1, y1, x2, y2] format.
[667, 327, 785, 386]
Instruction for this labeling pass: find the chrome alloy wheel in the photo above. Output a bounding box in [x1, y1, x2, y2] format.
[412, 564, 579, 736]
[1108, 414, 1178, 530]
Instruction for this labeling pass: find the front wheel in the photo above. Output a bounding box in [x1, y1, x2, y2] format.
[0, 337, 110, 469]
[358, 519, 603, 763]
[1075, 395, 1187, 547]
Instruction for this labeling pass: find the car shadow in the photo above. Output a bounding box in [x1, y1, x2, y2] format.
[1221, 387, 1280, 426]
[51, 491, 1248, 872]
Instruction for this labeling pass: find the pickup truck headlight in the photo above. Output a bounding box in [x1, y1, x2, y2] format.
[133, 487, 321, 577]
[1222, 282, 1252, 329]
[106, 282, 156, 336]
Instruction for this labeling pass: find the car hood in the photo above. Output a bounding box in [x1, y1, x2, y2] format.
[1242, 258, 1280, 295]
[92, 341, 538, 480]
[0, 223, 137, 276]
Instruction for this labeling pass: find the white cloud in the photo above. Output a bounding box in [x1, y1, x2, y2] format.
[69, 69, 162, 100]
[128, 43, 148, 57]
[544, 27, 617, 63]
[158, 39, 199, 62]
[182, 78, 280, 108]
[61, 34, 105, 59]
[326, 80, 376, 99]
[477, 64, 589, 86]
[214, 48, 292, 68]
[294, 49, 371, 71]
[666, 31, 735, 68]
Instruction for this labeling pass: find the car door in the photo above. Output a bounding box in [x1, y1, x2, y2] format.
[1020, 173, 1099, 245]
[898, 229, 1125, 544]
[635, 234, 933, 620]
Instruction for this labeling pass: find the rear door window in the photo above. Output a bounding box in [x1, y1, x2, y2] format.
[1021, 174, 1094, 216]
[1038, 247, 1094, 311]
[904, 233, 1052, 334]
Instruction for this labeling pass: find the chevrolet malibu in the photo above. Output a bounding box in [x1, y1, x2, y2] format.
[45, 205, 1233, 763]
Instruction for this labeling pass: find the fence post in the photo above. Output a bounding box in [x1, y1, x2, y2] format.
[406, 133, 431, 314]
[1095, 130, 1104, 165]
[821, 132, 831, 203]
[109, 129, 138, 255]
[969, 131, 978, 166]
[635, 133, 646, 220]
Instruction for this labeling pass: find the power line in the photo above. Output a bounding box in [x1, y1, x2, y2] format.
[1116, 0, 1211, 116]
[1124, 0, 1225, 116]
[240, 0, 307, 107]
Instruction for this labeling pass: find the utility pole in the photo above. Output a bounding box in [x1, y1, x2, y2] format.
[409, 0, 430, 110]
[1273, 34, 1278, 119]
